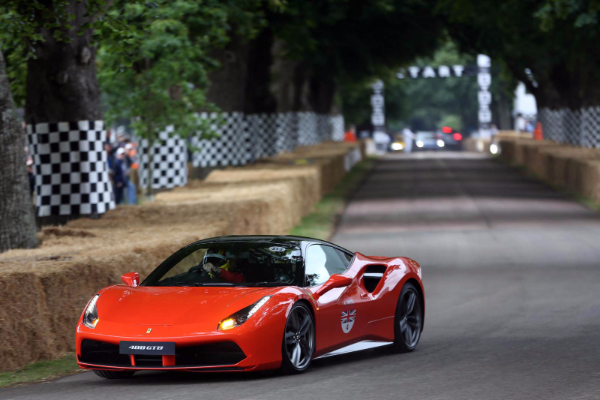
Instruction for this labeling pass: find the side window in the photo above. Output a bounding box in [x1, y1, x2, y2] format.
[336, 249, 354, 268]
[305, 245, 348, 286]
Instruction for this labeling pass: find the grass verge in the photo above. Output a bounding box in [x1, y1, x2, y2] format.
[0, 157, 376, 389]
[0, 354, 80, 388]
[289, 157, 375, 240]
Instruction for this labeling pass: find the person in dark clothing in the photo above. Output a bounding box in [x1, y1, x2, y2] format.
[113, 148, 127, 205]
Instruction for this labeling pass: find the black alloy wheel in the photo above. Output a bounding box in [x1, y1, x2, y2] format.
[281, 303, 315, 373]
[393, 282, 423, 352]
[93, 370, 135, 379]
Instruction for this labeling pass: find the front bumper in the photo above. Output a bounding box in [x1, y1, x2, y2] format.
[77, 338, 258, 372]
[76, 319, 286, 372]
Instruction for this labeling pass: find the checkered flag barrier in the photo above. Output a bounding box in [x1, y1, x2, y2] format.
[247, 113, 278, 159]
[582, 107, 600, 148]
[27, 121, 115, 217]
[297, 112, 319, 146]
[275, 112, 298, 153]
[190, 112, 342, 167]
[138, 126, 188, 190]
[190, 112, 252, 168]
[538, 107, 600, 148]
[331, 115, 345, 142]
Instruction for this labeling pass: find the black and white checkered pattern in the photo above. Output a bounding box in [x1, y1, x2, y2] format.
[275, 112, 298, 152]
[331, 115, 345, 142]
[297, 112, 319, 146]
[247, 112, 302, 157]
[538, 107, 600, 148]
[247, 113, 278, 159]
[138, 126, 188, 189]
[188, 111, 343, 167]
[317, 114, 332, 142]
[191, 112, 252, 167]
[582, 107, 600, 148]
[27, 120, 115, 217]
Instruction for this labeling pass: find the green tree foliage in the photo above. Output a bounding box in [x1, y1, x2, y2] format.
[436, 0, 600, 108]
[268, 0, 445, 114]
[275, 0, 444, 79]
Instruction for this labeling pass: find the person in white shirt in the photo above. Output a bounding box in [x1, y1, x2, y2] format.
[402, 127, 415, 153]
[515, 113, 526, 132]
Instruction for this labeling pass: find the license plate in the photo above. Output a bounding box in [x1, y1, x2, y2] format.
[119, 341, 175, 355]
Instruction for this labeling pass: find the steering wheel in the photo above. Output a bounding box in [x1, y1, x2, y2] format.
[188, 262, 207, 275]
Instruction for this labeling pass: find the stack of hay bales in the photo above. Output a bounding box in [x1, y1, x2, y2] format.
[498, 137, 600, 203]
[0, 140, 364, 372]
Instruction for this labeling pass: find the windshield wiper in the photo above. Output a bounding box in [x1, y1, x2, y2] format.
[246, 282, 292, 287]
[187, 282, 234, 287]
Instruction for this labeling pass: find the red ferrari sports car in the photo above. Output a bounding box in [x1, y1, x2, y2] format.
[76, 235, 424, 378]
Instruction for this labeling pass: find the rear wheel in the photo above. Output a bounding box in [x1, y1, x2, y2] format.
[280, 303, 315, 374]
[93, 370, 135, 379]
[393, 282, 423, 352]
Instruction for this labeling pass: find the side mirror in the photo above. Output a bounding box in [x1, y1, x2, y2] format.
[121, 272, 140, 287]
[313, 274, 353, 301]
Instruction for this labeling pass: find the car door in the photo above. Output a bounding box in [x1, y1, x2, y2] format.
[305, 244, 368, 353]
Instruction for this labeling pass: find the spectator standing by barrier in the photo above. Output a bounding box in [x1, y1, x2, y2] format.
[344, 125, 357, 142]
[402, 126, 414, 153]
[515, 113, 526, 132]
[525, 119, 534, 133]
[125, 143, 138, 204]
[113, 148, 126, 205]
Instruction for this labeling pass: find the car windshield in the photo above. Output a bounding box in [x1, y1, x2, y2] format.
[416, 132, 435, 139]
[142, 241, 302, 287]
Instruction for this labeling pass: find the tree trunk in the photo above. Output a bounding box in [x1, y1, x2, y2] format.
[308, 67, 336, 114]
[493, 89, 513, 130]
[271, 41, 300, 113]
[243, 29, 277, 114]
[25, 1, 101, 123]
[205, 34, 249, 112]
[0, 49, 38, 252]
[292, 62, 312, 112]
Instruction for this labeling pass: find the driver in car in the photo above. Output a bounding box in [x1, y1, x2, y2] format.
[202, 248, 246, 283]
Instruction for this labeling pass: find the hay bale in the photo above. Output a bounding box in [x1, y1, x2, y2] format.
[580, 160, 600, 202]
[517, 140, 560, 179]
[205, 168, 320, 216]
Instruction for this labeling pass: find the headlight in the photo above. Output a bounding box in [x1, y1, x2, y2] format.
[391, 142, 404, 151]
[490, 143, 499, 154]
[218, 296, 271, 331]
[416, 141, 424, 148]
[83, 294, 100, 329]
[437, 140, 445, 147]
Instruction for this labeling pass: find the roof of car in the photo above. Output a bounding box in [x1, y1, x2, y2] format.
[195, 235, 352, 252]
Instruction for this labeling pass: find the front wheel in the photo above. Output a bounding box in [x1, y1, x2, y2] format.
[93, 370, 135, 379]
[392, 282, 423, 352]
[280, 303, 315, 374]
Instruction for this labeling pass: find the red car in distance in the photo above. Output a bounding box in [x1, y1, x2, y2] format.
[76, 236, 424, 378]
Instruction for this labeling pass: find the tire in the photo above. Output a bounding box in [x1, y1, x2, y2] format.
[280, 302, 315, 374]
[93, 370, 135, 379]
[392, 282, 423, 353]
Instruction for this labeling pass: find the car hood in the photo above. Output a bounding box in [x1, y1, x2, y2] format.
[95, 285, 279, 333]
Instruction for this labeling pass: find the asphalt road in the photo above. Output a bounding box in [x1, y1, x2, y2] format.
[3, 151, 600, 400]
